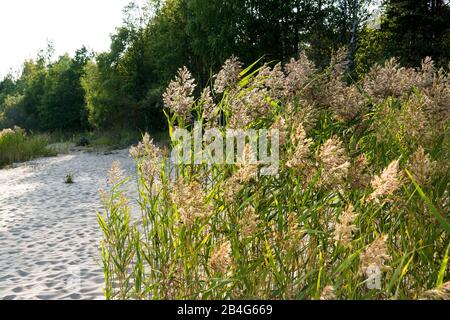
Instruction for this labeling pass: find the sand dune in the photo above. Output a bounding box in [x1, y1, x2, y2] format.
[0, 149, 136, 300]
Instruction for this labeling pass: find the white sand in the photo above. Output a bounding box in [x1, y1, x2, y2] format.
[0, 149, 136, 300]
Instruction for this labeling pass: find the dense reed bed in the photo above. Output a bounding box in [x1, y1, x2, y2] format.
[98, 50, 449, 300]
[0, 127, 52, 168]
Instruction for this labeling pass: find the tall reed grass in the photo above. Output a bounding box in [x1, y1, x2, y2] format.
[0, 127, 52, 168]
[98, 51, 449, 300]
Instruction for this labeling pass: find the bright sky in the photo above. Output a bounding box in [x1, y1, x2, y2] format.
[0, 0, 133, 77]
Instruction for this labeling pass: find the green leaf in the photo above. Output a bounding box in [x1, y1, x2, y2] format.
[239, 57, 264, 77]
[334, 250, 361, 276]
[437, 243, 450, 287]
[387, 251, 414, 298]
[405, 169, 450, 234]
[264, 238, 282, 284]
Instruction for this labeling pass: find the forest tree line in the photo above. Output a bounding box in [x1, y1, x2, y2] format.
[0, 0, 449, 133]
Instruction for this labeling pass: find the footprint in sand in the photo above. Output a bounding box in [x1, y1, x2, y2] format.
[0, 149, 137, 300]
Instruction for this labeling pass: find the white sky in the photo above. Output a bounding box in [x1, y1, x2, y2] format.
[0, 0, 133, 77]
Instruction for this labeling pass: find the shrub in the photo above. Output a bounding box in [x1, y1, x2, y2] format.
[0, 127, 52, 167]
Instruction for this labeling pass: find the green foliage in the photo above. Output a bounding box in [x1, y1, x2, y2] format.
[98, 56, 449, 300]
[1, 0, 449, 135]
[0, 46, 90, 132]
[355, 27, 391, 77]
[88, 129, 143, 150]
[0, 127, 53, 167]
[381, 0, 450, 67]
[0, 94, 26, 129]
[65, 174, 74, 184]
[17, 59, 48, 130]
[47, 128, 148, 151]
[80, 0, 376, 131]
[39, 48, 90, 131]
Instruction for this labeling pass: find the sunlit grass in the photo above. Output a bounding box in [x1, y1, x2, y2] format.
[0, 127, 53, 168]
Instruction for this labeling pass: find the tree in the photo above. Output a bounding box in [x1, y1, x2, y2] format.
[11, 0, 449, 133]
[382, 0, 450, 67]
[39, 49, 90, 131]
[0, 74, 16, 110]
[81, 0, 382, 130]
[19, 59, 48, 130]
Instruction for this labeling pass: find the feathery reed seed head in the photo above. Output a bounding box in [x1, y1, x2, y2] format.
[360, 235, 390, 279]
[421, 282, 450, 300]
[108, 161, 125, 185]
[163, 66, 196, 118]
[171, 178, 213, 228]
[239, 206, 260, 239]
[286, 123, 313, 171]
[349, 154, 372, 189]
[407, 146, 436, 186]
[318, 136, 350, 188]
[214, 56, 243, 94]
[200, 87, 217, 124]
[210, 241, 232, 274]
[320, 286, 337, 300]
[362, 58, 417, 101]
[334, 204, 358, 247]
[260, 62, 287, 99]
[368, 160, 402, 203]
[130, 133, 160, 159]
[284, 53, 316, 96]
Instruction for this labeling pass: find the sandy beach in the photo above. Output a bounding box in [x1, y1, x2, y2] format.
[0, 149, 136, 300]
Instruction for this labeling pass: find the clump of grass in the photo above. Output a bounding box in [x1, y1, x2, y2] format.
[0, 127, 53, 168]
[98, 53, 449, 300]
[64, 174, 74, 184]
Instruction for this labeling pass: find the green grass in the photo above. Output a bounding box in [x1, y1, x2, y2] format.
[48, 129, 169, 152]
[64, 174, 74, 184]
[0, 128, 54, 168]
[0, 127, 169, 169]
